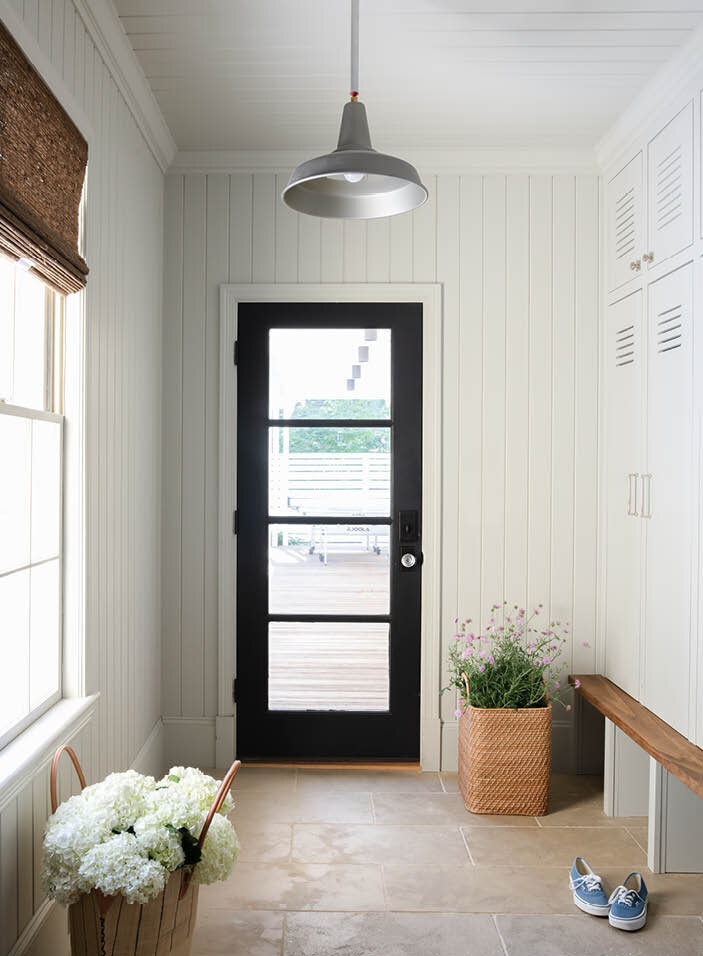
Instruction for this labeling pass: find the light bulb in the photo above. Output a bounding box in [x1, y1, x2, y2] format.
[343, 172, 366, 183]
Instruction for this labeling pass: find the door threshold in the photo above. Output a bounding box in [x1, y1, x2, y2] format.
[241, 759, 422, 771]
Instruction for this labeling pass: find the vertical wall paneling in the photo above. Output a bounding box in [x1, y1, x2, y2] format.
[181, 176, 207, 718]
[0, 801, 18, 952]
[366, 217, 390, 283]
[275, 173, 298, 283]
[457, 175, 484, 636]
[205, 175, 230, 719]
[320, 219, 344, 282]
[162, 175, 184, 718]
[527, 177, 554, 614]
[551, 176, 577, 650]
[481, 175, 508, 612]
[436, 175, 461, 725]
[504, 176, 530, 605]
[163, 170, 600, 771]
[573, 177, 600, 675]
[229, 175, 253, 283]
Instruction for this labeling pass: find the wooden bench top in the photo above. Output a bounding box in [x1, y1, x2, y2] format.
[569, 674, 703, 799]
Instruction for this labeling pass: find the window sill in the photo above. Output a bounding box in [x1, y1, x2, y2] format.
[0, 693, 99, 811]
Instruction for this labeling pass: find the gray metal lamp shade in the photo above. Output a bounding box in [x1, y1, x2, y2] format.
[281, 101, 427, 220]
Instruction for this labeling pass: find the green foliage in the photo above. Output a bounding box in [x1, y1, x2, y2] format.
[166, 824, 202, 867]
[444, 603, 572, 711]
[288, 399, 391, 454]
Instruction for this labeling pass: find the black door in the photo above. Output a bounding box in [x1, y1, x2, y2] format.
[236, 303, 422, 759]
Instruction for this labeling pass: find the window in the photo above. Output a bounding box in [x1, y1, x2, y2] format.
[0, 252, 64, 748]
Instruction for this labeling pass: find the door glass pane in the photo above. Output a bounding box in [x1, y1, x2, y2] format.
[269, 524, 390, 614]
[269, 426, 390, 516]
[269, 328, 391, 419]
[268, 622, 389, 711]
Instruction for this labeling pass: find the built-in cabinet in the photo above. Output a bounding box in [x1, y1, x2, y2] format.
[602, 96, 700, 746]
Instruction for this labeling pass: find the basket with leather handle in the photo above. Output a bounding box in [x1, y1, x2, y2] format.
[49, 745, 241, 956]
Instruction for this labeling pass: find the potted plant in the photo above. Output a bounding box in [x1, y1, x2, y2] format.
[42, 745, 241, 956]
[446, 603, 571, 816]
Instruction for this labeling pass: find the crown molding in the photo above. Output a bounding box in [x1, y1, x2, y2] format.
[169, 145, 598, 176]
[596, 21, 703, 172]
[72, 0, 176, 172]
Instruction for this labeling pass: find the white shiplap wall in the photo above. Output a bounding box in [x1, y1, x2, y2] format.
[0, 3, 165, 954]
[162, 170, 600, 771]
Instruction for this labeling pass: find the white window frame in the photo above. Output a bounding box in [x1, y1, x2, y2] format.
[0, 276, 65, 750]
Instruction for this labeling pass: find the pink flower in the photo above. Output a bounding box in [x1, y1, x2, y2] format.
[461, 648, 471, 659]
[555, 680, 561, 689]
[574, 678, 581, 689]
[478, 664, 486, 673]
[455, 634, 461, 642]
[488, 656, 495, 665]
[454, 708, 462, 718]
[566, 704, 572, 711]
[543, 656, 552, 665]
[582, 641, 591, 648]
[454, 616, 459, 624]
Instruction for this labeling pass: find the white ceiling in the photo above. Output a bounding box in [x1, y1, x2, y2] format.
[114, 1, 703, 152]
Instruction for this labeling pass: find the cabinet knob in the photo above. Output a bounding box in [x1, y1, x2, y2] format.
[642, 251, 655, 264]
[630, 259, 642, 272]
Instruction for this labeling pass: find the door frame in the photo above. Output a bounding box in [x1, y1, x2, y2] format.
[216, 283, 442, 770]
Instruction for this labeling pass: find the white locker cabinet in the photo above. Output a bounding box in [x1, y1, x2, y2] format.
[642, 262, 694, 736]
[646, 103, 694, 269]
[607, 153, 644, 293]
[604, 290, 644, 698]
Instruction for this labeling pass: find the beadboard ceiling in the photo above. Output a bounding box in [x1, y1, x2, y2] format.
[114, 0, 703, 151]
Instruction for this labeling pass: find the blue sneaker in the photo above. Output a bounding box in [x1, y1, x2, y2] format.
[569, 857, 610, 916]
[608, 872, 648, 931]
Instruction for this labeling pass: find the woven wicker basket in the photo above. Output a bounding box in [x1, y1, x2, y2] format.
[458, 701, 552, 816]
[49, 745, 240, 956]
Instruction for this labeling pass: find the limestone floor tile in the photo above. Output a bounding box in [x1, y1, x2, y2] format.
[463, 825, 646, 867]
[291, 823, 469, 865]
[439, 772, 459, 792]
[539, 789, 647, 828]
[296, 769, 443, 793]
[628, 826, 649, 853]
[382, 864, 574, 913]
[373, 792, 538, 826]
[283, 912, 506, 956]
[191, 910, 284, 956]
[231, 790, 373, 824]
[496, 914, 703, 956]
[231, 821, 292, 862]
[230, 766, 297, 792]
[599, 870, 703, 917]
[198, 861, 386, 912]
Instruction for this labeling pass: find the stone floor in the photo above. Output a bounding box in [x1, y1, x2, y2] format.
[192, 767, 703, 955]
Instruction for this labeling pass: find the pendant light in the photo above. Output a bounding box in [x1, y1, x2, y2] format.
[281, 0, 427, 220]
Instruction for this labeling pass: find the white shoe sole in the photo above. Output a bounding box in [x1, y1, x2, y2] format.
[572, 893, 610, 917]
[609, 905, 647, 932]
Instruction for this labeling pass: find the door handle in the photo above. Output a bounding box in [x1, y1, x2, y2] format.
[641, 474, 652, 518]
[627, 473, 639, 516]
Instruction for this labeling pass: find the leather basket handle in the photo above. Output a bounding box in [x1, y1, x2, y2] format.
[50, 745, 87, 813]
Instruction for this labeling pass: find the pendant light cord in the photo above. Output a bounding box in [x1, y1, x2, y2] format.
[350, 0, 359, 100]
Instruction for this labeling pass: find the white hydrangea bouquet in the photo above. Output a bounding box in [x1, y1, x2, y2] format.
[42, 747, 241, 955]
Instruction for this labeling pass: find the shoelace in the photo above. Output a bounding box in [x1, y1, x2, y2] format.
[608, 885, 641, 908]
[570, 873, 603, 893]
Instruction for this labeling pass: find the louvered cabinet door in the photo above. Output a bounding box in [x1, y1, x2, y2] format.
[646, 102, 693, 268]
[607, 152, 644, 293]
[643, 262, 694, 736]
[603, 290, 644, 699]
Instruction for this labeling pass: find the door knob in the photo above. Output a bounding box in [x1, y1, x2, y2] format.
[400, 552, 417, 569]
[630, 259, 641, 272]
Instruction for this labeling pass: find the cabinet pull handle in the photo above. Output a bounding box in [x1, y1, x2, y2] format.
[630, 259, 642, 272]
[641, 474, 652, 518]
[627, 473, 639, 516]
[642, 251, 655, 264]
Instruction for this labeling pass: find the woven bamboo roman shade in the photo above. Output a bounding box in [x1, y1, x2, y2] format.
[0, 20, 88, 294]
